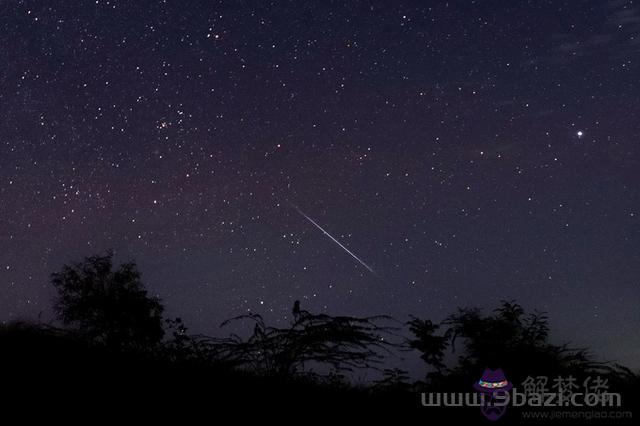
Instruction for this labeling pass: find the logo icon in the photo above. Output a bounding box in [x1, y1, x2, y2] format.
[473, 368, 512, 421]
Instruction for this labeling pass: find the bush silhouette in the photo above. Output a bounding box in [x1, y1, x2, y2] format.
[51, 251, 165, 350]
[408, 301, 605, 388]
[3, 252, 631, 419]
[210, 300, 398, 376]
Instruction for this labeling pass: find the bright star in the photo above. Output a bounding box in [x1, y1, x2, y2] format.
[577, 130, 584, 138]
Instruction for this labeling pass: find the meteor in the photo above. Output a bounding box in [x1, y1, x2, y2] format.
[289, 203, 377, 275]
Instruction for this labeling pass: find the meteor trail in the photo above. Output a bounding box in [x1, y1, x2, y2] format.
[289, 203, 377, 275]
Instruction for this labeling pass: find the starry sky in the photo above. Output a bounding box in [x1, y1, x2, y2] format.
[1, 1, 639, 368]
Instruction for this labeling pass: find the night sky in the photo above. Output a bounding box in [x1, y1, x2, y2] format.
[1, 1, 639, 369]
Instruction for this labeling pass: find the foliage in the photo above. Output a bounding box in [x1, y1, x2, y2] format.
[43, 252, 638, 408]
[51, 251, 165, 350]
[210, 300, 398, 376]
[408, 300, 602, 384]
[407, 317, 448, 372]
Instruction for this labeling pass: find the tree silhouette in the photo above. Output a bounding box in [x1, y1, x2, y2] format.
[407, 317, 448, 373]
[409, 301, 601, 385]
[51, 251, 165, 350]
[212, 301, 398, 376]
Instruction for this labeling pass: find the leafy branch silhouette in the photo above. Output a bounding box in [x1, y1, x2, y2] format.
[207, 301, 400, 376]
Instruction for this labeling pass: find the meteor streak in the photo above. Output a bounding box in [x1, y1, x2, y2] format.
[289, 203, 376, 275]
